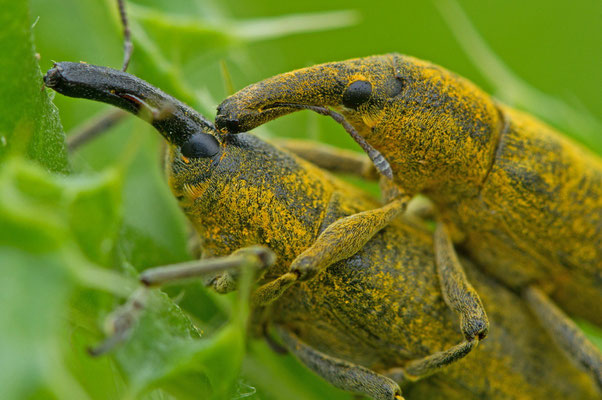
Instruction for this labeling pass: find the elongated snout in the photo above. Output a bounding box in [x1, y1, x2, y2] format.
[215, 55, 402, 134]
[216, 61, 354, 133]
[44, 62, 216, 147]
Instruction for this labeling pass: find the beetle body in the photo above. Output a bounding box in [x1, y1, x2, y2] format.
[278, 220, 600, 399]
[444, 104, 602, 324]
[169, 132, 599, 399]
[46, 63, 600, 399]
[215, 54, 602, 325]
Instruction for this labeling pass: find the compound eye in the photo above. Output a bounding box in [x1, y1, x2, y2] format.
[342, 80, 372, 109]
[180, 133, 220, 159]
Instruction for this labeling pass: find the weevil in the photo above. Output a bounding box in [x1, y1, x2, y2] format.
[44, 62, 601, 399]
[214, 53, 602, 375]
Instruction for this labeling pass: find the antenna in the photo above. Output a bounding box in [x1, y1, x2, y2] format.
[117, 0, 133, 71]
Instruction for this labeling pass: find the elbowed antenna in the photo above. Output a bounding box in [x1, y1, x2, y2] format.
[44, 62, 216, 146]
[117, 0, 133, 72]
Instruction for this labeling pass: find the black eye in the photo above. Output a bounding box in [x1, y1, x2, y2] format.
[180, 133, 220, 159]
[342, 80, 372, 109]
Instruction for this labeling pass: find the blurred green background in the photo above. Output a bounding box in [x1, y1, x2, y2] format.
[1, 0, 601, 399]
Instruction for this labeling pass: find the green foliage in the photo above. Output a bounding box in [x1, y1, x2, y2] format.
[1, 0, 601, 399]
[0, 0, 68, 172]
[0, 155, 252, 399]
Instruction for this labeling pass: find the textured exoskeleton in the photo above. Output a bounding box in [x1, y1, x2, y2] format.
[45, 62, 600, 399]
[215, 53, 602, 330]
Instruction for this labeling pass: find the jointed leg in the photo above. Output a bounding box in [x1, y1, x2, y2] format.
[276, 326, 404, 400]
[524, 285, 602, 389]
[252, 272, 298, 306]
[275, 219, 484, 388]
[385, 340, 477, 384]
[252, 196, 409, 306]
[67, 109, 128, 151]
[88, 288, 146, 356]
[140, 246, 274, 291]
[434, 222, 489, 341]
[275, 139, 437, 222]
[405, 196, 435, 220]
[90, 246, 275, 355]
[273, 138, 379, 180]
[293, 196, 408, 280]
[384, 224, 487, 384]
[271, 104, 392, 179]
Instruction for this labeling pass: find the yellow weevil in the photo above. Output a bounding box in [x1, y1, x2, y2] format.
[44, 62, 601, 398]
[215, 53, 602, 377]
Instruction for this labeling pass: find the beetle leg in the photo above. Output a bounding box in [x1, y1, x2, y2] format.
[434, 222, 490, 341]
[251, 272, 298, 306]
[89, 247, 275, 355]
[385, 339, 478, 384]
[272, 138, 379, 180]
[524, 285, 602, 389]
[404, 196, 435, 220]
[292, 196, 409, 281]
[67, 109, 128, 151]
[140, 246, 275, 292]
[281, 105, 394, 179]
[88, 288, 147, 356]
[275, 326, 404, 400]
[273, 139, 438, 224]
[251, 197, 409, 306]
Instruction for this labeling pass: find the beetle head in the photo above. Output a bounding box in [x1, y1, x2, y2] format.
[168, 131, 336, 267]
[216, 54, 503, 195]
[215, 55, 401, 133]
[44, 62, 336, 271]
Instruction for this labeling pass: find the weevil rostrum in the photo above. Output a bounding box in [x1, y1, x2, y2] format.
[44, 62, 601, 399]
[215, 54, 602, 378]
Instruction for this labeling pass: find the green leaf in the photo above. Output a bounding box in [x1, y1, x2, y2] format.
[0, 156, 252, 399]
[0, 158, 114, 400]
[113, 289, 208, 398]
[64, 171, 123, 265]
[0, 157, 217, 399]
[0, 0, 68, 172]
[0, 160, 68, 253]
[229, 11, 360, 41]
[0, 248, 74, 400]
[112, 281, 249, 399]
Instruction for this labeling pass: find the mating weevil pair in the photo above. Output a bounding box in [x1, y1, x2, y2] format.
[215, 53, 602, 380]
[45, 59, 601, 399]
